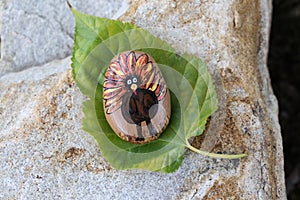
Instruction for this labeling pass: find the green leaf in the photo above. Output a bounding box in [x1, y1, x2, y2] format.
[70, 8, 246, 173]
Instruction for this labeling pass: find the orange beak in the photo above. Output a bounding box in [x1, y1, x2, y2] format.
[131, 84, 137, 95]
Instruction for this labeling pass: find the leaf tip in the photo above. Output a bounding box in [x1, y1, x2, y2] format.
[66, 0, 73, 9]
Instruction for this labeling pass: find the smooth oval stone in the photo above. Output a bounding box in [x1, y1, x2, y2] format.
[103, 51, 171, 144]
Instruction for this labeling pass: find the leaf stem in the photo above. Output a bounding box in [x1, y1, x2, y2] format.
[186, 143, 247, 159]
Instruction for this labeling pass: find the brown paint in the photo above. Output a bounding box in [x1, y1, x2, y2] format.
[103, 51, 171, 144]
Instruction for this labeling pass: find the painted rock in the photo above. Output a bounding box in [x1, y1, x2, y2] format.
[103, 51, 171, 144]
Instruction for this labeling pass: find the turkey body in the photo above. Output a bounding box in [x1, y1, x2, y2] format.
[121, 88, 158, 141]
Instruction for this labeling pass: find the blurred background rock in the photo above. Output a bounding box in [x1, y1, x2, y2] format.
[268, 0, 300, 199]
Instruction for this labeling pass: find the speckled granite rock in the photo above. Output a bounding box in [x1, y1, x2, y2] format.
[0, 0, 286, 199]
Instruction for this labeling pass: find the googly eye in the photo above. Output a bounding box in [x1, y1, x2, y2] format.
[127, 79, 132, 85]
[132, 77, 138, 83]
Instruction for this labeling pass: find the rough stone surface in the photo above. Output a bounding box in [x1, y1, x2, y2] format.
[0, 0, 286, 199]
[0, 0, 124, 76]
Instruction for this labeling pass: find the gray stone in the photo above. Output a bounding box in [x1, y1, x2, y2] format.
[0, 0, 286, 199]
[0, 0, 124, 76]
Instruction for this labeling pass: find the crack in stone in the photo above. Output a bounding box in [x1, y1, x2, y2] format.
[23, 10, 47, 21]
[12, 30, 33, 43]
[1, 7, 73, 72]
[17, 7, 73, 41]
[53, 17, 74, 41]
[25, 12, 73, 63]
[47, 1, 74, 40]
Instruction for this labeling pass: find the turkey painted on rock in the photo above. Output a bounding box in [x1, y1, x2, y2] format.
[103, 51, 171, 144]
